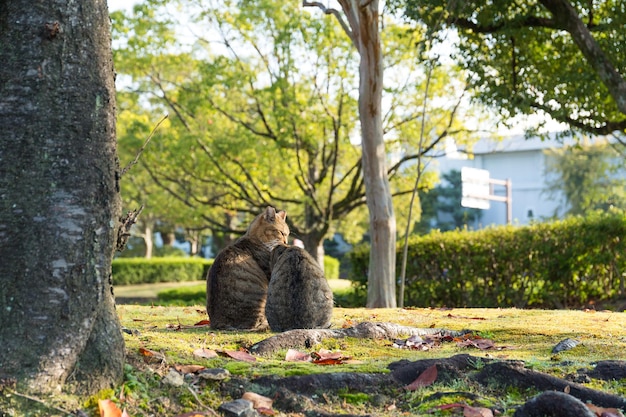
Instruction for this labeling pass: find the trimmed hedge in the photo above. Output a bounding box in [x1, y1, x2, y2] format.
[112, 255, 339, 285]
[112, 257, 213, 285]
[348, 211, 626, 308]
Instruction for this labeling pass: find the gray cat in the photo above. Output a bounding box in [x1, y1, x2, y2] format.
[265, 244, 334, 332]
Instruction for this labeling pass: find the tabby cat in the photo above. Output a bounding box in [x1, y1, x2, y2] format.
[206, 206, 289, 330]
[265, 244, 334, 332]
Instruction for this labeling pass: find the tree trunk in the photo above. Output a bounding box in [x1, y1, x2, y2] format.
[0, 0, 124, 394]
[301, 230, 326, 272]
[353, 0, 397, 308]
[144, 222, 154, 259]
[304, 0, 397, 307]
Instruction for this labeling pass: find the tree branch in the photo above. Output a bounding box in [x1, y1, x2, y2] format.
[120, 114, 168, 177]
[303, 1, 355, 49]
[538, 0, 626, 115]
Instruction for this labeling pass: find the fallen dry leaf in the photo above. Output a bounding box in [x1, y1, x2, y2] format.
[242, 392, 273, 410]
[586, 403, 625, 417]
[98, 399, 130, 417]
[138, 347, 166, 363]
[455, 334, 498, 350]
[285, 349, 311, 362]
[405, 364, 438, 391]
[174, 364, 206, 374]
[463, 405, 494, 417]
[341, 319, 355, 328]
[256, 407, 276, 416]
[220, 349, 256, 363]
[193, 319, 211, 327]
[312, 349, 344, 360]
[311, 349, 352, 365]
[193, 348, 218, 359]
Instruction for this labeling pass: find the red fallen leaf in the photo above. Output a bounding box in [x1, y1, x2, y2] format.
[138, 347, 160, 357]
[193, 319, 211, 327]
[257, 407, 276, 416]
[221, 349, 256, 363]
[285, 349, 311, 362]
[98, 399, 130, 417]
[341, 319, 355, 328]
[312, 349, 344, 360]
[138, 347, 165, 363]
[193, 348, 218, 359]
[174, 364, 206, 374]
[405, 364, 438, 391]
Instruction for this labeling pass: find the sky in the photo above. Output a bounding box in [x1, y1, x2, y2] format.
[108, 0, 137, 12]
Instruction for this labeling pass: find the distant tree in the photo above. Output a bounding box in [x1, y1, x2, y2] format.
[418, 170, 482, 232]
[112, 0, 478, 279]
[544, 143, 626, 216]
[0, 0, 124, 393]
[394, 0, 626, 139]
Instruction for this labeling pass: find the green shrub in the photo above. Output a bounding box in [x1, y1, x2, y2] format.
[112, 257, 213, 285]
[348, 210, 626, 309]
[324, 255, 340, 279]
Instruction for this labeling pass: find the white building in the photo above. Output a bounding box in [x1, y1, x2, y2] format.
[435, 133, 610, 228]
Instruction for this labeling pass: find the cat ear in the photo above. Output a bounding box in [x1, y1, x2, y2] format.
[276, 210, 287, 221]
[264, 206, 277, 222]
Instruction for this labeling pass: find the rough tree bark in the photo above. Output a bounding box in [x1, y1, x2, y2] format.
[303, 0, 397, 308]
[0, 0, 124, 394]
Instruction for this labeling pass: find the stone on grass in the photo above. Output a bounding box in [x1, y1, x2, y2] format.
[218, 399, 259, 417]
[198, 368, 231, 381]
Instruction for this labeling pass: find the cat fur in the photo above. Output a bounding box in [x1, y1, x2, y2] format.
[206, 206, 289, 330]
[265, 244, 334, 332]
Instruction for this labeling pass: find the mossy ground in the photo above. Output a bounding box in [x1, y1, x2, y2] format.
[2, 305, 624, 417]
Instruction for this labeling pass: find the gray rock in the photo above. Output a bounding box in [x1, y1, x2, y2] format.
[162, 368, 185, 387]
[198, 368, 231, 381]
[218, 399, 259, 417]
[552, 338, 581, 354]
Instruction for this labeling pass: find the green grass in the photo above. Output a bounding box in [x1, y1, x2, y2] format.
[115, 279, 356, 307]
[3, 305, 625, 417]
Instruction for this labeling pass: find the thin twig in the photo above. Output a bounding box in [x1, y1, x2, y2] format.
[5, 388, 73, 415]
[120, 114, 169, 177]
[186, 385, 220, 416]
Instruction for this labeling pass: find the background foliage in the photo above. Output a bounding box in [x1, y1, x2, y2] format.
[350, 210, 626, 308]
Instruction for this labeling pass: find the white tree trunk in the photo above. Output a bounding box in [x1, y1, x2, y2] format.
[352, 0, 397, 307]
[144, 223, 154, 259]
[303, 0, 397, 307]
